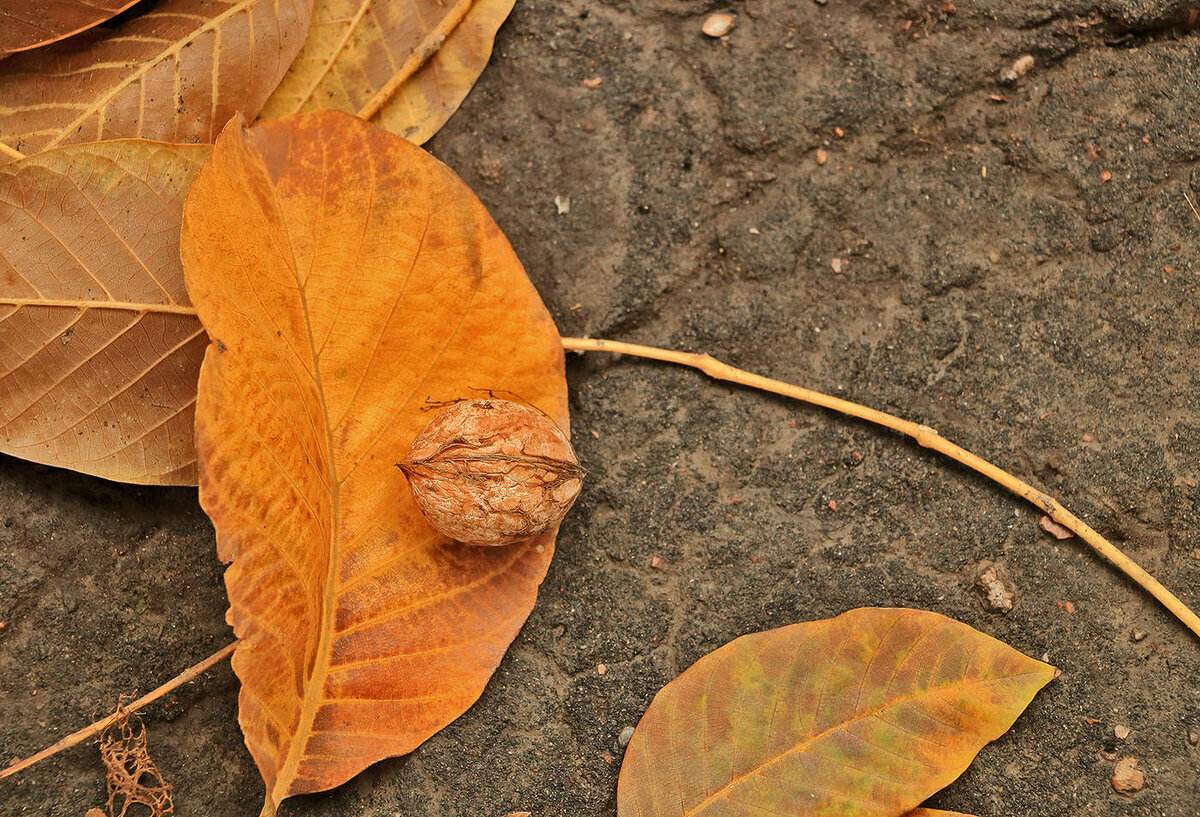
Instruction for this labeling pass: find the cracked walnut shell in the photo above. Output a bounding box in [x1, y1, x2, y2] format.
[398, 399, 584, 546]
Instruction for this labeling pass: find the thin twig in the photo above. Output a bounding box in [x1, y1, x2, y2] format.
[1, 641, 236, 780]
[0, 141, 25, 161]
[356, 0, 475, 121]
[561, 336, 1200, 641]
[1184, 191, 1200, 225]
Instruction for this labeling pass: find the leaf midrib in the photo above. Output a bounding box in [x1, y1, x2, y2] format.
[0, 297, 198, 315]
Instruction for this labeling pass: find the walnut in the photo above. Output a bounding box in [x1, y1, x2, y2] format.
[399, 399, 584, 546]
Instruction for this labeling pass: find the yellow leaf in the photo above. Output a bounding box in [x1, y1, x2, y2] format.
[181, 110, 567, 813]
[618, 608, 1055, 817]
[261, 0, 515, 144]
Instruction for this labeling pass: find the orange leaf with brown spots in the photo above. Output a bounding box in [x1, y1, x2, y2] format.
[181, 110, 567, 813]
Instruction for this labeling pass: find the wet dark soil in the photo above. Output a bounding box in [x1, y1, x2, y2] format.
[3, 1, 1200, 815]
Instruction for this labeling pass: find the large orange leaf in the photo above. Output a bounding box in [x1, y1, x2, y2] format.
[260, 0, 515, 144]
[0, 0, 141, 58]
[618, 608, 1054, 817]
[0, 139, 209, 483]
[0, 0, 314, 159]
[181, 110, 567, 813]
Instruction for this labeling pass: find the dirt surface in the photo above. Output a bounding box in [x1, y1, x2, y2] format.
[3, 0, 1200, 815]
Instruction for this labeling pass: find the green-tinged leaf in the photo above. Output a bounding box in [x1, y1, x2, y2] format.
[618, 608, 1054, 817]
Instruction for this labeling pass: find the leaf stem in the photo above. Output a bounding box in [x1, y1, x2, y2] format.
[355, 0, 475, 122]
[0, 641, 236, 780]
[560, 336, 1200, 641]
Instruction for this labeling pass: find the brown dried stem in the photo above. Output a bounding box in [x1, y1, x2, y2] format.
[561, 336, 1200, 641]
[0, 641, 236, 780]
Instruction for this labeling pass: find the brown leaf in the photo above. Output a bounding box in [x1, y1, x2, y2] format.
[0, 140, 209, 484]
[617, 608, 1054, 817]
[906, 810, 979, 817]
[260, 0, 515, 144]
[0, 0, 314, 159]
[181, 110, 567, 813]
[0, 0, 141, 58]
[1039, 514, 1075, 540]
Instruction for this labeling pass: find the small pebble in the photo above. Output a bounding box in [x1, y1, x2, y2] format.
[1130, 628, 1147, 643]
[1111, 757, 1145, 793]
[597, 663, 607, 675]
[554, 195, 571, 215]
[830, 257, 843, 273]
[976, 565, 1015, 613]
[581, 76, 603, 89]
[1100, 170, 1112, 183]
[1013, 54, 1035, 76]
[702, 12, 735, 37]
[815, 148, 828, 165]
[618, 726, 636, 748]
[1188, 729, 1199, 747]
[1115, 725, 1131, 740]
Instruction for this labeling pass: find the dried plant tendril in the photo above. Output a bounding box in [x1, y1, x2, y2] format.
[399, 399, 584, 546]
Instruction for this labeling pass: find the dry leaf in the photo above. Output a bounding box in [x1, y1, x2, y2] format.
[906, 810, 978, 817]
[181, 110, 567, 813]
[99, 711, 173, 817]
[260, 0, 515, 144]
[0, 0, 314, 159]
[1039, 514, 1075, 540]
[0, 140, 209, 483]
[617, 608, 1054, 817]
[0, 0, 141, 58]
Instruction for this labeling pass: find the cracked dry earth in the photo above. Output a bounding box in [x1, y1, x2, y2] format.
[3, 0, 1200, 814]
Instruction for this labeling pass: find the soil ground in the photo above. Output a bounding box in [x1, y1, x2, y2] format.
[3, 0, 1200, 815]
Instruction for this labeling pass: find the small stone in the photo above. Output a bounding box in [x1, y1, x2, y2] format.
[1082, 433, 1094, 443]
[702, 12, 735, 37]
[1013, 54, 1035, 76]
[650, 555, 664, 569]
[988, 251, 1001, 264]
[1115, 725, 1131, 740]
[1111, 757, 1145, 793]
[1100, 170, 1112, 183]
[474, 155, 503, 185]
[1187, 729, 1199, 746]
[597, 663, 607, 675]
[554, 195, 571, 215]
[830, 257, 843, 273]
[618, 726, 636, 748]
[827, 499, 839, 512]
[976, 565, 1015, 613]
[815, 148, 828, 165]
[581, 76, 603, 89]
[1130, 628, 1147, 642]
